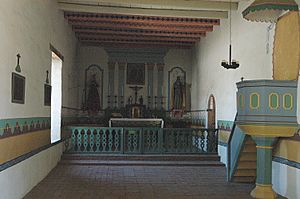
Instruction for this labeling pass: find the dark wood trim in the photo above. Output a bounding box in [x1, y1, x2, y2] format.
[73, 27, 206, 38]
[77, 33, 199, 43]
[64, 12, 220, 26]
[49, 44, 64, 62]
[70, 21, 213, 33]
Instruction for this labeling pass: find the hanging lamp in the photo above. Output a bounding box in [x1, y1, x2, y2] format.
[221, 0, 239, 69]
[242, 0, 299, 23]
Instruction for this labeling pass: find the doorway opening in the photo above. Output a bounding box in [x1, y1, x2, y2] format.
[207, 94, 216, 129]
[51, 52, 62, 143]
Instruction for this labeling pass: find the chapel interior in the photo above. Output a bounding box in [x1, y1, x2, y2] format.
[0, 0, 300, 199]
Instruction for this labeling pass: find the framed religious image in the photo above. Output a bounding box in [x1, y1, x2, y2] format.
[44, 84, 51, 106]
[11, 72, 25, 104]
[126, 63, 145, 85]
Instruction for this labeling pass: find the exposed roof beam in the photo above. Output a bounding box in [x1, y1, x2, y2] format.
[80, 39, 194, 48]
[58, 2, 228, 19]
[70, 21, 213, 33]
[81, 41, 193, 49]
[77, 33, 200, 42]
[65, 12, 220, 26]
[58, 0, 238, 11]
[73, 27, 206, 38]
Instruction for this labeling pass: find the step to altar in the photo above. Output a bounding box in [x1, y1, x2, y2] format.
[61, 154, 224, 167]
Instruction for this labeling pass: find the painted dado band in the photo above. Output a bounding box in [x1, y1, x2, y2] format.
[0, 117, 51, 138]
[0, 137, 69, 172]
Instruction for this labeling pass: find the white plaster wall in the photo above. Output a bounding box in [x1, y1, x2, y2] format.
[218, 145, 227, 166]
[191, 1, 274, 120]
[0, 0, 78, 119]
[272, 161, 300, 199]
[0, 143, 64, 199]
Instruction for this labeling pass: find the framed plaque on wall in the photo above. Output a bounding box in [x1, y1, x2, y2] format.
[11, 72, 25, 104]
[126, 63, 145, 85]
[44, 84, 51, 106]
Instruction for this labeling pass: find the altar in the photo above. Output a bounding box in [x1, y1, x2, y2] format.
[109, 118, 164, 128]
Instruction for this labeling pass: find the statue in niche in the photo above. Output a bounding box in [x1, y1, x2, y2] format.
[87, 74, 100, 114]
[173, 76, 185, 110]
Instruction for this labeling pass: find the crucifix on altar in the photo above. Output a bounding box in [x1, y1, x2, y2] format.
[129, 86, 143, 104]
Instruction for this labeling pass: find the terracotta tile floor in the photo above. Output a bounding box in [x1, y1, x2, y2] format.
[24, 165, 255, 199]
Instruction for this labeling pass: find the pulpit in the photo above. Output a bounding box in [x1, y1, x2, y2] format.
[236, 80, 298, 199]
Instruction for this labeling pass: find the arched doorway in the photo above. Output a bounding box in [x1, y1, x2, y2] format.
[207, 94, 216, 129]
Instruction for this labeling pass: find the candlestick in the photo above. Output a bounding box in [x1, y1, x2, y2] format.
[148, 85, 151, 96]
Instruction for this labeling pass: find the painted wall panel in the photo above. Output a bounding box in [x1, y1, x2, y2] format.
[0, 130, 50, 164]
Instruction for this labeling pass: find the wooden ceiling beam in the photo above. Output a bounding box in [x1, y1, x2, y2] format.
[80, 37, 194, 45]
[70, 21, 213, 33]
[80, 40, 194, 48]
[64, 12, 220, 26]
[77, 33, 200, 43]
[73, 28, 206, 38]
[58, 2, 228, 19]
[81, 41, 193, 49]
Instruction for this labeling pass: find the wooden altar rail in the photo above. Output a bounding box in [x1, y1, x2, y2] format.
[68, 127, 218, 154]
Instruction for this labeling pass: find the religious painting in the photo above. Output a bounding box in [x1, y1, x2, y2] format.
[11, 72, 25, 104]
[44, 84, 51, 106]
[168, 67, 186, 110]
[84, 65, 103, 113]
[126, 63, 145, 85]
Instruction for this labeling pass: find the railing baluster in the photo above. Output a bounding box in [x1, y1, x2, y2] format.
[121, 128, 124, 154]
[68, 126, 218, 154]
[114, 129, 119, 152]
[96, 129, 101, 152]
[108, 129, 113, 152]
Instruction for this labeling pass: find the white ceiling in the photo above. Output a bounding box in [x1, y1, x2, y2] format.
[58, 0, 245, 19]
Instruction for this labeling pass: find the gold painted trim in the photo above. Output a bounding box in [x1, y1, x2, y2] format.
[256, 183, 273, 187]
[251, 183, 277, 199]
[238, 125, 297, 137]
[283, 93, 293, 110]
[256, 146, 273, 149]
[238, 94, 245, 110]
[268, 92, 279, 110]
[274, 139, 300, 163]
[250, 92, 260, 110]
[238, 114, 295, 118]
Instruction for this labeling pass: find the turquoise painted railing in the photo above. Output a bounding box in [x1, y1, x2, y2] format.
[227, 114, 247, 181]
[68, 126, 218, 154]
